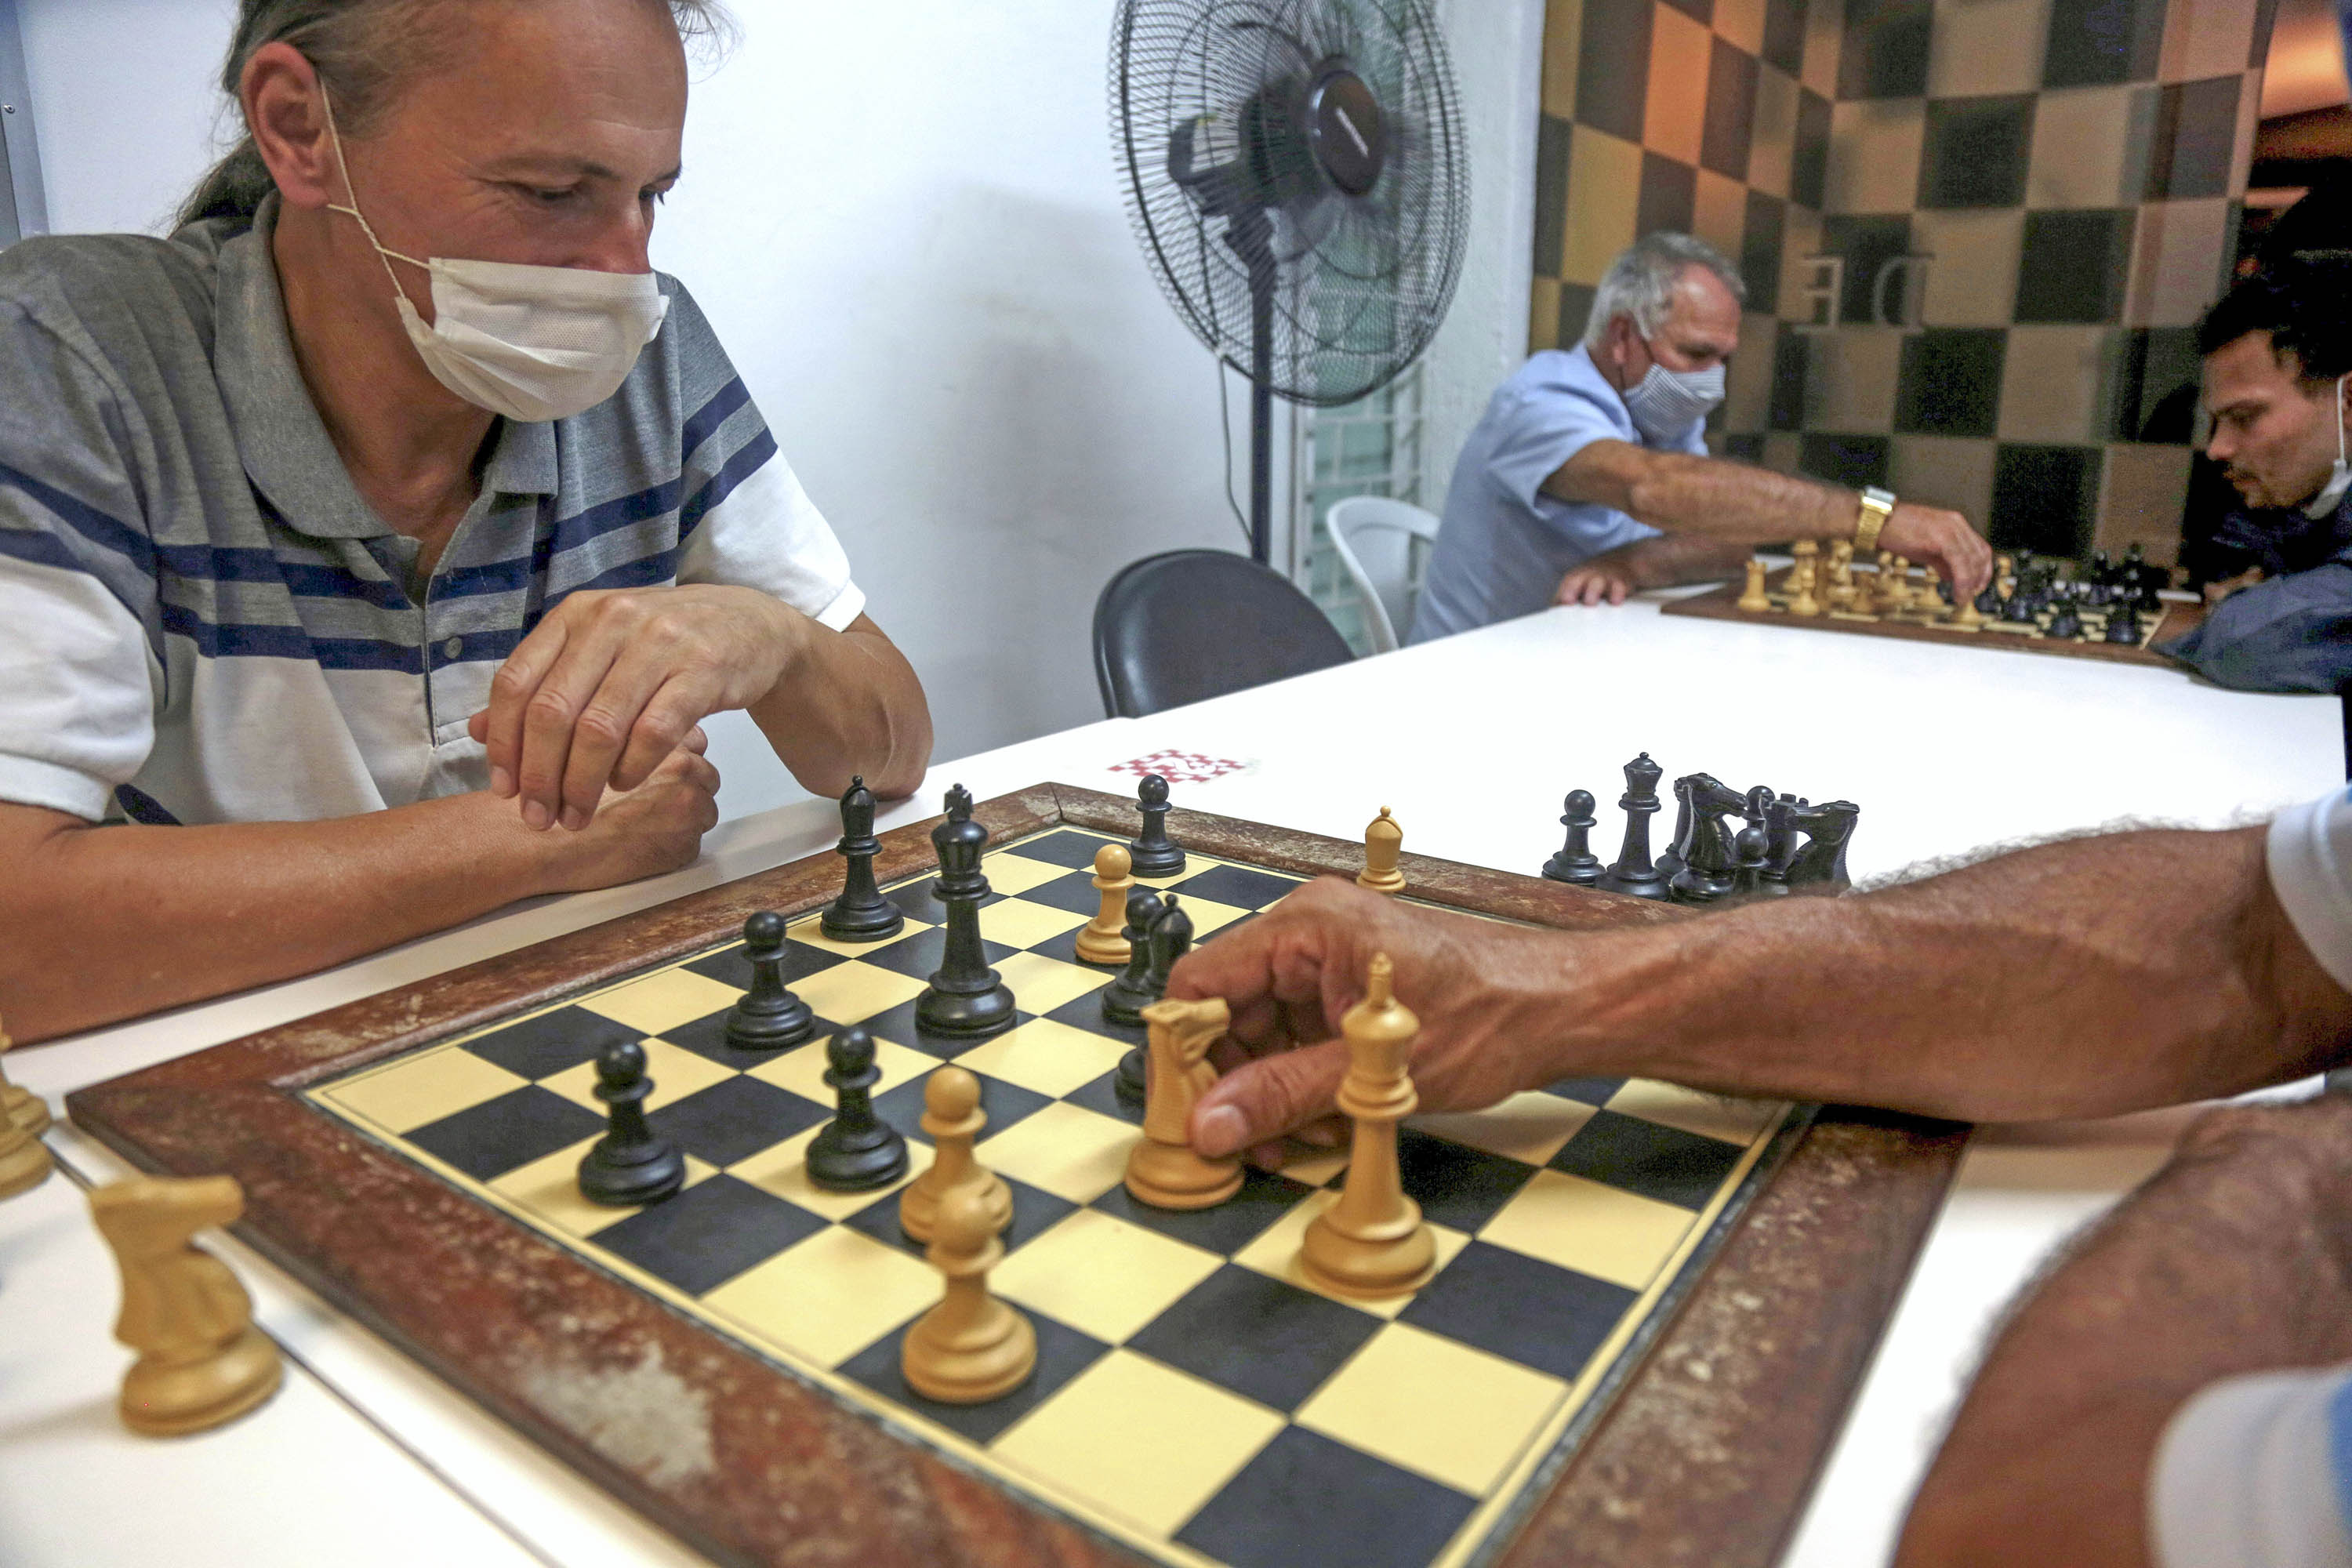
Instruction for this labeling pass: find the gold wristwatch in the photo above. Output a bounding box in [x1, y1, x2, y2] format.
[1853, 486, 1896, 554]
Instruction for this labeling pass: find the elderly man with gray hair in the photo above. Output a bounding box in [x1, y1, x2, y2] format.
[1409, 232, 1991, 642]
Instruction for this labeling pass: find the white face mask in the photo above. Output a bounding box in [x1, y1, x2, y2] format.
[320, 89, 669, 423]
[1621, 356, 1726, 446]
[2306, 372, 2351, 519]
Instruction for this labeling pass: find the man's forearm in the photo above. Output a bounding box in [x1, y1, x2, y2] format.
[1544, 825, 2347, 1120]
[1610, 534, 1753, 589]
[1550, 444, 1854, 546]
[750, 613, 931, 800]
[1896, 1096, 2352, 1568]
[1, 796, 562, 1041]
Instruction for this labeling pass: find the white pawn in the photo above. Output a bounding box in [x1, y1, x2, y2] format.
[901, 1183, 1036, 1404]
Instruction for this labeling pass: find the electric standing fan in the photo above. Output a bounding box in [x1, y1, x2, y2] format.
[1111, 0, 1470, 564]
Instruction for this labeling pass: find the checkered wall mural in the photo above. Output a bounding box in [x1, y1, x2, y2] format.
[1532, 0, 2278, 565]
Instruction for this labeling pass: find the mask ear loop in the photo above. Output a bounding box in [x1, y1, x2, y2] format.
[317, 80, 430, 298]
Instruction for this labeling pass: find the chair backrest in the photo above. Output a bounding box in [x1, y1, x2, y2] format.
[1092, 549, 1355, 718]
[1324, 495, 1441, 654]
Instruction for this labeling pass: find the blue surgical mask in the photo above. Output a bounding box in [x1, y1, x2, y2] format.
[1622, 359, 1726, 446]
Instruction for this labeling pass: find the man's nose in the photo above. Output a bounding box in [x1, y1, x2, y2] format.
[579, 204, 655, 274]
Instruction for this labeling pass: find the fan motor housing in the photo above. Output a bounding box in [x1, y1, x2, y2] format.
[1305, 66, 1385, 197]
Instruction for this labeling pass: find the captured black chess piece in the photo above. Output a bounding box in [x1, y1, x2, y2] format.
[1728, 826, 1777, 898]
[916, 785, 1017, 1038]
[819, 775, 902, 942]
[1786, 800, 1860, 890]
[1760, 796, 1799, 895]
[727, 911, 815, 1050]
[1127, 774, 1185, 877]
[805, 1026, 909, 1192]
[1541, 789, 1602, 885]
[1666, 774, 1744, 905]
[1596, 753, 1669, 900]
[1101, 887, 1167, 1032]
[578, 1040, 685, 1207]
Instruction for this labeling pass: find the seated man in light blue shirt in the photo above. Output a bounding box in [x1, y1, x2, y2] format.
[1408, 232, 1990, 642]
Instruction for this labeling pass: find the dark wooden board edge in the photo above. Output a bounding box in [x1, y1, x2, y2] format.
[1658, 578, 2205, 668]
[1500, 1108, 1969, 1568]
[68, 783, 1953, 1568]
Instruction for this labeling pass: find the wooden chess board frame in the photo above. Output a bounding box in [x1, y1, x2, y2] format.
[1661, 569, 2209, 667]
[67, 784, 1966, 1568]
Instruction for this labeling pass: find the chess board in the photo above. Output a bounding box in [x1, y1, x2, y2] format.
[1661, 563, 2208, 668]
[68, 784, 1965, 1568]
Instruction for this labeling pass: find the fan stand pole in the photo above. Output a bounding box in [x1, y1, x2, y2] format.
[1238, 209, 1277, 568]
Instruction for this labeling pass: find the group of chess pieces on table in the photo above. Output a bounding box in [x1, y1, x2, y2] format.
[1540, 751, 1860, 905]
[584, 774, 1434, 1403]
[1738, 536, 2174, 644]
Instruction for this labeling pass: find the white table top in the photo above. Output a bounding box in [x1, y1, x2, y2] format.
[4, 595, 2336, 1567]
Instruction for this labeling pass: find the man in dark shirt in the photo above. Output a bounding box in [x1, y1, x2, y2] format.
[2163, 262, 2352, 692]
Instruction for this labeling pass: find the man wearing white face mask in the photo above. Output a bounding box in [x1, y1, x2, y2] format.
[0, 0, 933, 1041]
[2161, 261, 2352, 693]
[1409, 232, 1991, 643]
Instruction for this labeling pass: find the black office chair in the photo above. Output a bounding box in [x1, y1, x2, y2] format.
[1092, 549, 1356, 718]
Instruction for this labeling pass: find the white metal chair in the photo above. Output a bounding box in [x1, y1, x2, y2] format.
[1324, 495, 1442, 654]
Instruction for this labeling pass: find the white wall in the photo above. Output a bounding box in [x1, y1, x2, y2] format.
[15, 0, 1534, 818]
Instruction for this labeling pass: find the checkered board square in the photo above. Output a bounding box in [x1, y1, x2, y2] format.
[309, 825, 1801, 1568]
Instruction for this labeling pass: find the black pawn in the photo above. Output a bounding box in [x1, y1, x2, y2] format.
[1117, 895, 1192, 1108]
[578, 1040, 684, 1207]
[1596, 753, 1670, 900]
[1729, 826, 1779, 898]
[1101, 887, 1166, 1030]
[727, 911, 815, 1050]
[2046, 602, 2083, 641]
[1541, 789, 1602, 885]
[2105, 601, 2141, 644]
[1127, 774, 1185, 877]
[805, 1027, 909, 1192]
[819, 775, 902, 942]
[916, 784, 1016, 1038]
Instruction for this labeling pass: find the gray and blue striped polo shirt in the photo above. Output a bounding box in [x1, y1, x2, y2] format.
[0, 195, 862, 826]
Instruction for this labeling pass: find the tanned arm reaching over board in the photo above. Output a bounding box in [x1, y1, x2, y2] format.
[1406, 233, 1991, 641]
[1168, 794, 2352, 1568]
[0, 0, 933, 1042]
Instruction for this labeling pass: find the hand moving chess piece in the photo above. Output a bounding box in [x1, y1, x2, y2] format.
[819, 775, 904, 942]
[1541, 789, 1602, 886]
[1736, 558, 1771, 612]
[578, 1040, 686, 1207]
[899, 1065, 1011, 1245]
[806, 1027, 909, 1192]
[1357, 806, 1406, 894]
[1124, 997, 1242, 1209]
[1299, 955, 1436, 1298]
[1, 1014, 49, 1136]
[901, 1182, 1036, 1404]
[1127, 773, 1185, 877]
[89, 1174, 284, 1436]
[916, 786, 1016, 1038]
[1595, 752, 1668, 900]
[727, 911, 815, 1050]
[1073, 844, 1135, 966]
